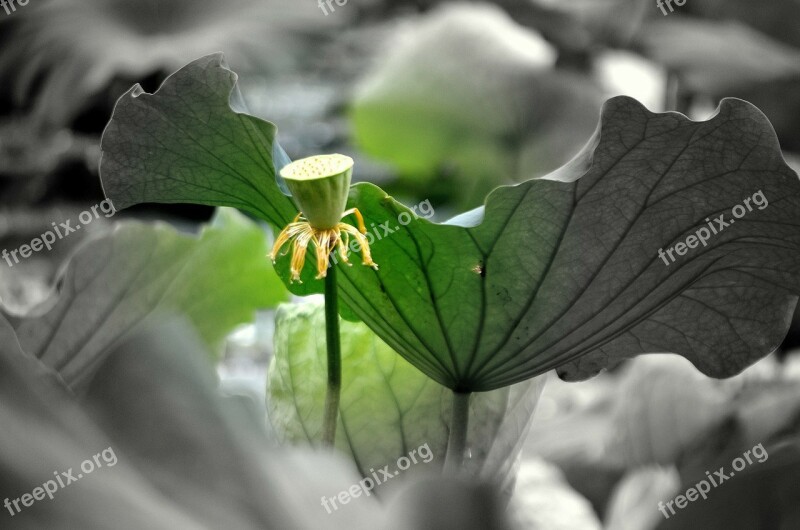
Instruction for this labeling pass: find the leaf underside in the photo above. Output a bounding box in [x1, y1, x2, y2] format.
[100, 53, 800, 392]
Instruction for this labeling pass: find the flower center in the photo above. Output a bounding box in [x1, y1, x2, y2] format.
[280, 154, 354, 181]
[279, 154, 354, 229]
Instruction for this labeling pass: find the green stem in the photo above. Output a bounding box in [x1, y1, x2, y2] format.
[321, 262, 341, 447]
[444, 391, 471, 473]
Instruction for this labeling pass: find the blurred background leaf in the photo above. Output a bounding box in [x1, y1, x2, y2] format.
[0, 270, 515, 529]
[657, 441, 800, 530]
[683, 0, 800, 49]
[0, 0, 327, 129]
[508, 458, 604, 530]
[267, 300, 546, 493]
[604, 467, 680, 530]
[636, 19, 800, 94]
[608, 357, 730, 467]
[525, 354, 800, 527]
[4, 208, 287, 387]
[350, 3, 603, 209]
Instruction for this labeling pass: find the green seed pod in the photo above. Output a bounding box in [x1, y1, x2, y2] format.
[280, 154, 354, 229]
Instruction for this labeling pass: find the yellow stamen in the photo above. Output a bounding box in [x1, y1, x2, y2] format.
[342, 207, 368, 234]
[269, 208, 379, 283]
[339, 223, 378, 269]
[290, 230, 313, 283]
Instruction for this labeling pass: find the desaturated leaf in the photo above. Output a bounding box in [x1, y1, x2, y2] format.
[0, 0, 327, 126]
[710, 78, 800, 154]
[526, 0, 649, 48]
[2, 315, 513, 529]
[524, 355, 800, 518]
[657, 441, 800, 530]
[608, 356, 730, 467]
[100, 54, 800, 392]
[386, 476, 516, 530]
[346, 97, 800, 390]
[509, 458, 603, 530]
[522, 374, 625, 517]
[686, 0, 800, 49]
[267, 300, 545, 485]
[0, 318, 209, 529]
[604, 467, 680, 530]
[676, 373, 800, 481]
[81, 318, 383, 530]
[5, 208, 286, 387]
[0, 316, 386, 529]
[637, 18, 800, 93]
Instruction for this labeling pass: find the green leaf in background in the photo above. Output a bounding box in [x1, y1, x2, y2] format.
[100, 53, 800, 394]
[350, 3, 602, 208]
[4, 316, 499, 530]
[4, 208, 286, 387]
[267, 300, 546, 488]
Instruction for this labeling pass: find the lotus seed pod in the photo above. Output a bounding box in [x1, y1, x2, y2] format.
[280, 154, 354, 229]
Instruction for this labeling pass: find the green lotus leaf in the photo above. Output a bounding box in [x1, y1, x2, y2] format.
[267, 300, 545, 487]
[100, 53, 800, 392]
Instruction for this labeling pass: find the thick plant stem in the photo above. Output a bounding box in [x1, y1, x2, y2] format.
[665, 71, 692, 114]
[321, 262, 342, 447]
[444, 391, 471, 473]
